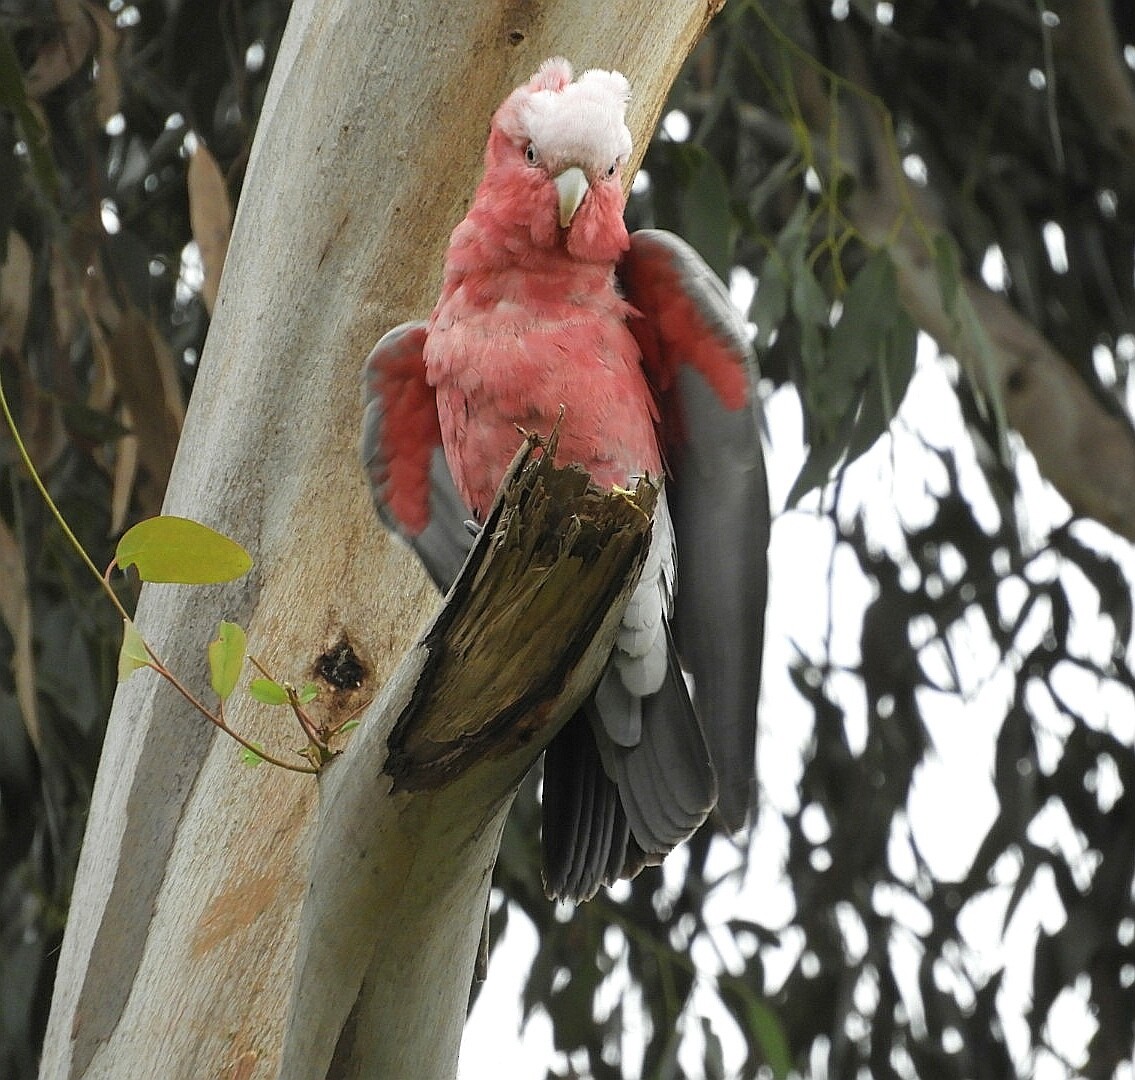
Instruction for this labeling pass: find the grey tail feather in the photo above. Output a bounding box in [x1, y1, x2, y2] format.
[542, 708, 627, 902]
[542, 627, 719, 903]
[605, 624, 718, 857]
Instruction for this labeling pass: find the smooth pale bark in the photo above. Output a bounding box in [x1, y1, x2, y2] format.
[38, 3, 721, 1079]
[279, 447, 656, 1079]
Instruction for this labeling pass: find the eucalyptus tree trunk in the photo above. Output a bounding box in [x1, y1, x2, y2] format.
[37, 3, 723, 1078]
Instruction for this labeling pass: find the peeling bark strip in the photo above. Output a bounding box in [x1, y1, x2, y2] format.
[387, 440, 657, 789]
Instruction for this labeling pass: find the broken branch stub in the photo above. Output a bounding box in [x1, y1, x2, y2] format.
[386, 440, 658, 791]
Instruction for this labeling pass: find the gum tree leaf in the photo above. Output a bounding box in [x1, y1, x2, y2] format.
[187, 141, 233, 315]
[0, 23, 59, 200]
[750, 257, 789, 350]
[748, 1000, 791, 1078]
[680, 148, 735, 280]
[933, 231, 961, 316]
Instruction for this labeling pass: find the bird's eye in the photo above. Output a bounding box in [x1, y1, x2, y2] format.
[605, 162, 618, 179]
[525, 143, 539, 166]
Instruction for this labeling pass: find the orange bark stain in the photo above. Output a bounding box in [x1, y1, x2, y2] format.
[191, 871, 281, 959]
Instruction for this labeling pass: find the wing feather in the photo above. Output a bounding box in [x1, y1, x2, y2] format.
[620, 229, 770, 831]
[361, 322, 472, 591]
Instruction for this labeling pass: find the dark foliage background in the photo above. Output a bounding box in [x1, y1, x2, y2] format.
[3, 1, 1135, 1078]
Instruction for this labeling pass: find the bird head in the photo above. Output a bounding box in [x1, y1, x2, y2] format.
[483, 57, 633, 262]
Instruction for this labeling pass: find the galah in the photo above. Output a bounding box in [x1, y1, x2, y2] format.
[362, 58, 769, 902]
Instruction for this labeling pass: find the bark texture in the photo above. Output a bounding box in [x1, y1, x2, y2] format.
[281, 446, 656, 1079]
[37, 3, 720, 1078]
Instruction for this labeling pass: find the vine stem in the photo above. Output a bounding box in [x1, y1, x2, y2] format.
[144, 654, 318, 774]
[0, 371, 132, 623]
[0, 370, 318, 775]
[247, 654, 329, 754]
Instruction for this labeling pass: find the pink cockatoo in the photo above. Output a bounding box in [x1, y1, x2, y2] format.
[362, 58, 769, 902]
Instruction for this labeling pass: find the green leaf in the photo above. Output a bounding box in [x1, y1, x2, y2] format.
[0, 23, 59, 202]
[790, 256, 829, 331]
[208, 621, 246, 701]
[750, 257, 789, 350]
[116, 516, 252, 584]
[240, 742, 266, 767]
[832, 250, 899, 367]
[748, 1000, 791, 1078]
[786, 396, 860, 507]
[249, 677, 289, 705]
[933, 231, 961, 316]
[811, 249, 898, 422]
[932, 232, 1009, 454]
[297, 682, 319, 705]
[680, 147, 736, 280]
[845, 309, 918, 466]
[117, 619, 152, 682]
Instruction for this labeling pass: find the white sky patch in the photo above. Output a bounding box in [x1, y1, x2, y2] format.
[630, 169, 651, 196]
[100, 198, 121, 234]
[245, 40, 266, 73]
[661, 110, 690, 143]
[1092, 343, 1116, 387]
[729, 266, 756, 334]
[177, 241, 205, 304]
[981, 244, 1009, 291]
[1041, 220, 1068, 273]
[459, 903, 552, 1079]
[902, 153, 928, 186]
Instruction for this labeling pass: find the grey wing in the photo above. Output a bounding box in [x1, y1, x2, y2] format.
[669, 364, 768, 829]
[620, 229, 771, 832]
[360, 321, 472, 592]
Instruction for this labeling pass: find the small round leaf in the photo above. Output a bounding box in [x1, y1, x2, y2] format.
[208, 621, 246, 701]
[249, 677, 289, 705]
[117, 619, 152, 682]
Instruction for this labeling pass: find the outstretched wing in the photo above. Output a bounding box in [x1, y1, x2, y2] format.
[619, 229, 771, 831]
[361, 322, 472, 591]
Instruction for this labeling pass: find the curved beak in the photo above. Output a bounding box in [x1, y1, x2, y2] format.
[554, 167, 589, 227]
